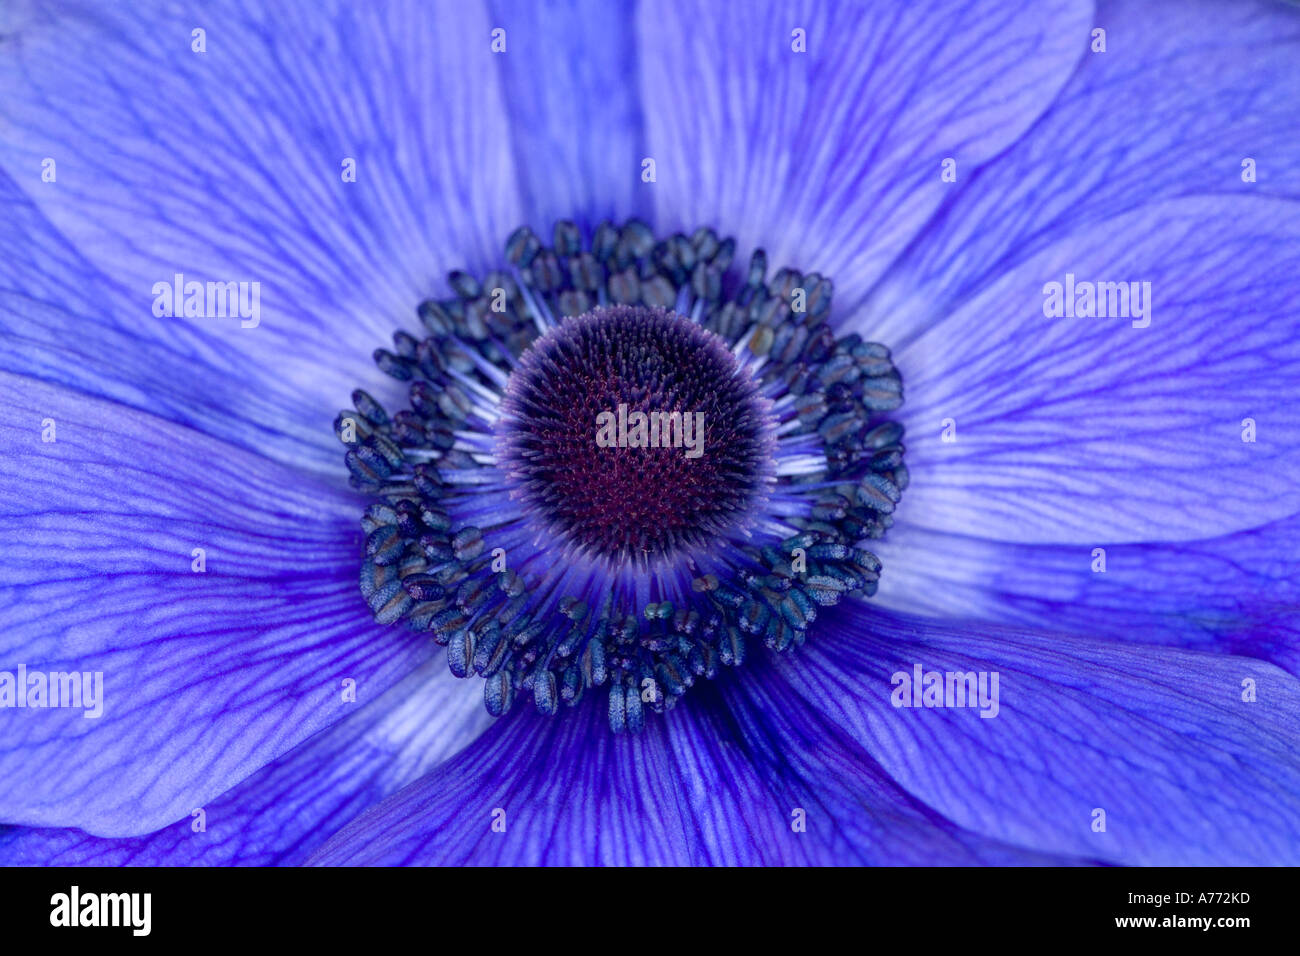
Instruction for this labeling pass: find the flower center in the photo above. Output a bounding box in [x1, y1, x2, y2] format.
[497, 305, 774, 568]
[337, 219, 906, 731]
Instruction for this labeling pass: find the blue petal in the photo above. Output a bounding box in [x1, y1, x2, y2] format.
[774, 606, 1300, 864]
[0, 0, 524, 467]
[873, 515, 1300, 678]
[306, 669, 1086, 865]
[0, 374, 436, 836]
[701, 664, 1092, 865]
[0, 175, 342, 472]
[486, 0, 649, 231]
[0, 660, 489, 865]
[865, 0, 1300, 347]
[888, 196, 1300, 543]
[637, 0, 1091, 299]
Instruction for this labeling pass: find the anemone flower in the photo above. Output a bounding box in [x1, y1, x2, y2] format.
[1, 0, 1298, 868]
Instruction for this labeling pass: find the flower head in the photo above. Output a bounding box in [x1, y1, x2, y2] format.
[1, 0, 1299, 867]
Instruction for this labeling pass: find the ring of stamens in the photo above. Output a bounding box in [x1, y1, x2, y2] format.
[337, 219, 906, 731]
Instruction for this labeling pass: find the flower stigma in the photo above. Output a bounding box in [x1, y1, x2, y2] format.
[497, 304, 775, 570]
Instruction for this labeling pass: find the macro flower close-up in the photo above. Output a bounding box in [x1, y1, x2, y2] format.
[1, 0, 1299, 871]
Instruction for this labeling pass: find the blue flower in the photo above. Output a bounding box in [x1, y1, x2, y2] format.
[1, 0, 1298, 866]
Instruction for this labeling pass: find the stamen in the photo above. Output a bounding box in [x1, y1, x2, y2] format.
[337, 219, 906, 731]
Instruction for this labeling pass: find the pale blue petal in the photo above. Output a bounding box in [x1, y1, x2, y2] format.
[0, 660, 489, 864]
[864, 0, 1300, 347]
[487, 0, 649, 231]
[0, 0, 524, 469]
[638, 0, 1091, 299]
[775, 607, 1300, 865]
[0, 374, 435, 836]
[873, 516, 1300, 678]
[306, 670, 1086, 865]
[891, 196, 1300, 543]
